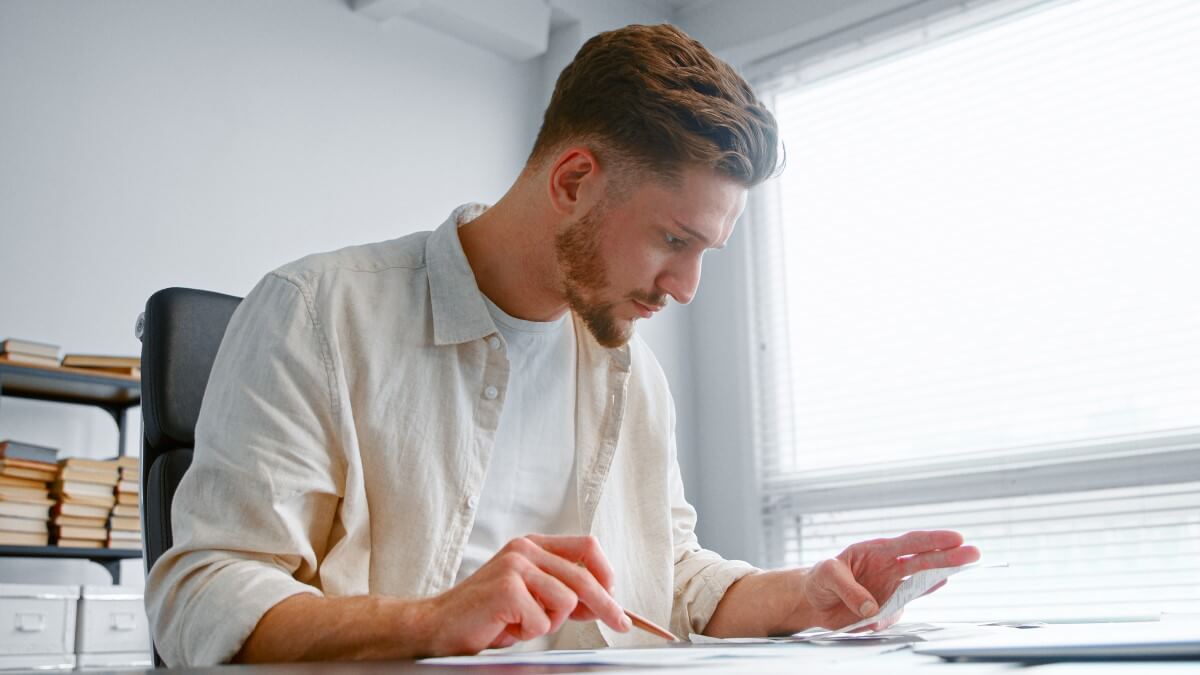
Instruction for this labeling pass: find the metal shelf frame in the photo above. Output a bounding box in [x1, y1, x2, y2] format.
[0, 361, 142, 582]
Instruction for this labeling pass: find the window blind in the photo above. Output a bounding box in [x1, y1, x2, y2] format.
[748, 0, 1200, 621]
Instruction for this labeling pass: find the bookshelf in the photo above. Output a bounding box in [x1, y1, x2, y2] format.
[0, 361, 142, 582]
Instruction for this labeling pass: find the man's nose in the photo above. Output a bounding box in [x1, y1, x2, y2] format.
[657, 255, 702, 306]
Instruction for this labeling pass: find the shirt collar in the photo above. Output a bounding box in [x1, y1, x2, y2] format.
[424, 203, 633, 368]
[425, 204, 499, 346]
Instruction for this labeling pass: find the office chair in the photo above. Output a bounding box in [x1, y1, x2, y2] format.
[137, 287, 242, 663]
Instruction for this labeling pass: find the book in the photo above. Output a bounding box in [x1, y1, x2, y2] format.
[116, 492, 138, 506]
[0, 353, 60, 367]
[0, 485, 50, 502]
[0, 338, 60, 359]
[113, 456, 140, 470]
[52, 501, 111, 519]
[0, 492, 53, 507]
[0, 516, 49, 533]
[55, 492, 115, 508]
[52, 479, 116, 500]
[53, 514, 107, 528]
[0, 475, 47, 489]
[108, 516, 139, 531]
[110, 504, 138, 518]
[0, 459, 58, 482]
[116, 479, 139, 494]
[0, 440, 58, 464]
[56, 538, 103, 549]
[61, 354, 140, 369]
[106, 538, 141, 550]
[0, 530, 49, 546]
[59, 457, 119, 472]
[0, 500, 51, 520]
[55, 525, 107, 541]
[59, 466, 118, 485]
[107, 528, 141, 541]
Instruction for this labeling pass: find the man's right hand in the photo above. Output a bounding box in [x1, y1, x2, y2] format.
[418, 534, 633, 654]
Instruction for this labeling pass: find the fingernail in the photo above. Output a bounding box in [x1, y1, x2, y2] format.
[622, 615, 633, 631]
[859, 601, 878, 617]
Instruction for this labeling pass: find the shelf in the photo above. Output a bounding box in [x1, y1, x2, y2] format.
[0, 362, 142, 583]
[0, 545, 141, 561]
[0, 361, 140, 410]
[0, 545, 141, 584]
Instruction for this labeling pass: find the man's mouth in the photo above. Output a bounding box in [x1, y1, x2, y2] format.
[632, 299, 664, 318]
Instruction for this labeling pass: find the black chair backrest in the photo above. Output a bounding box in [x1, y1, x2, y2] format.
[139, 287, 241, 576]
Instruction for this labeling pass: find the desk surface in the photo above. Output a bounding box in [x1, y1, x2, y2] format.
[55, 641, 1200, 675]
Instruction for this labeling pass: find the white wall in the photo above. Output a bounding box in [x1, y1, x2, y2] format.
[0, 0, 542, 586]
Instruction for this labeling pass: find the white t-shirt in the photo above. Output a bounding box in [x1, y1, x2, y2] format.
[454, 295, 581, 584]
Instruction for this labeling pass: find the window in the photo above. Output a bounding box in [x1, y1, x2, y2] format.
[749, 0, 1200, 621]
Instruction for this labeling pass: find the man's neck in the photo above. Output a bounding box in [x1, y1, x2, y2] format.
[457, 185, 569, 323]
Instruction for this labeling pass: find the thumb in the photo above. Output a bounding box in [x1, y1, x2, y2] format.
[822, 560, 879, 618]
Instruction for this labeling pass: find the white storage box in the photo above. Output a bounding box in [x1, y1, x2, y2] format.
[76, 651, 153, 670]
[0, 583, 78, 658]
[74, 586, 151, 656]
[0, 652, 74, 671]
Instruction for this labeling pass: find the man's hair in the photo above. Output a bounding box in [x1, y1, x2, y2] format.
[529, 24, 781, 188]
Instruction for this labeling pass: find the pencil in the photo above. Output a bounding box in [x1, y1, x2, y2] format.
[624, 608, 681, 642]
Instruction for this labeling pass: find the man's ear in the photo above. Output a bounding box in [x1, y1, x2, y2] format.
[547, 147, 603, 217]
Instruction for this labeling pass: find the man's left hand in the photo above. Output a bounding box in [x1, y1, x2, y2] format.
[795, 530, 980, 631]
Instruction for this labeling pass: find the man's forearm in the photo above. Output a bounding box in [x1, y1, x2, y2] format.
[234, 593, 433, 663]
[702, 568, 811, 637]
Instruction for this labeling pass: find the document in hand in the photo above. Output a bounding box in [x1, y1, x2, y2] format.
[800, 562, 1006, 639]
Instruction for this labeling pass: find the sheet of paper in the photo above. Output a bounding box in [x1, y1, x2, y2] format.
[420, 645, 808, 667]
[795, 562, 1007, 639]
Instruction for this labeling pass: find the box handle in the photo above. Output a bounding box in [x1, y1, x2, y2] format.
[110, 612, 137, 631]
[16, 612, 46, 632]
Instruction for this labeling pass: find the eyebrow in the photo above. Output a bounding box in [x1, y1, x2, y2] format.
[677, 223, 727, 250]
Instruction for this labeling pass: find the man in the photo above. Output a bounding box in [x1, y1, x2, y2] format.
[146, 24, 978, 666]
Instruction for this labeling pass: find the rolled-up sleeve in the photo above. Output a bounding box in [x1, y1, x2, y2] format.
[145, 272, 345, 667]
[665, 397, 759, 636]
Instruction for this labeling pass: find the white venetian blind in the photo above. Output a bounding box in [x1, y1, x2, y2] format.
[749, 0, 1200, 621]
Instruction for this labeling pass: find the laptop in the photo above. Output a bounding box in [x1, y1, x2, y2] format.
[913, 621, 1200, 662]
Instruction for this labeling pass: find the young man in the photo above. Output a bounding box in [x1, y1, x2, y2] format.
[146, 24, 978, 666]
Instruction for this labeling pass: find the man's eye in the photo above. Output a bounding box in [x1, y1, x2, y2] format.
[665, 233, 687, 249]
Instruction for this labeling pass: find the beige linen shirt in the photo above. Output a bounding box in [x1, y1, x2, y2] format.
[145, 204, 757, 667]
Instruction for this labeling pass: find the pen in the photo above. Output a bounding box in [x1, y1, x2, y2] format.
[624, 608, 681, 642]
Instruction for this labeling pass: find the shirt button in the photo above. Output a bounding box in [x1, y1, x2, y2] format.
[487, 336, 501, 350]
[467, 496, 479, 509]
[484, 385, 499, 400]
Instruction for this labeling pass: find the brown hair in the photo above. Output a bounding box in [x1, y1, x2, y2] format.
[529, 24, 781, 188]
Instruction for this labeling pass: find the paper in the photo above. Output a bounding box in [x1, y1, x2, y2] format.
[421, 645, 818, 667]
[796, 562, 1007, 639]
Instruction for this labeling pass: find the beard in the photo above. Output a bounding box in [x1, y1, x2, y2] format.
[554, 202, 665, 348]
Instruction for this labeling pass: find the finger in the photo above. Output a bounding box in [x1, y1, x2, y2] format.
[816, 558, 880, 618]
[872, 530, 965, 557]
[520, 542, 628, 631]
[520, 566, 579, 634]
[526, 534, 617, 592]
[495, 574, 552, 641]
[900, 545, 981, 576]
[488, 632, 519, 650]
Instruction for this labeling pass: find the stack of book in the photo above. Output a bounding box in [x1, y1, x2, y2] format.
[51, 458, 120, 548]
[0, 338, 60, 368]
[61, 354, 140, 378]
[0, 440, 59, 546]
[109, 457, 141, 550]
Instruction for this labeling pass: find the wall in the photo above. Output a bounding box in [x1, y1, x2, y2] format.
[0, 0, 541, 587]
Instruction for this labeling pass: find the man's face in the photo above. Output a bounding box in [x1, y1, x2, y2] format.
[554, 166, 747, 348]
